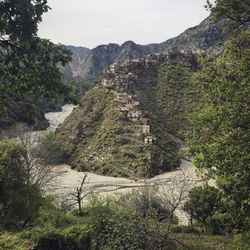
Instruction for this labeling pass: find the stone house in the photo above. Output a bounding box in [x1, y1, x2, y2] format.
[110, 62, 119, 73]
[141, 125, 150, 134]
[135, 124, 150, 134]
[144, 135, 156, 144]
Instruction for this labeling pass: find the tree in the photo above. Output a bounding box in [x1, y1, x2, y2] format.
[0, 139, 42, 229]
[206, 0, 250, 29]
[0, 123, 66, 191]
[188, 0, 250, 232]
[67, 173, 93, 216]
[0, 0, 75, 115]
[183, 185, 222, 233]
[159, 169, 194, 232]
[188, 31, 250, 231]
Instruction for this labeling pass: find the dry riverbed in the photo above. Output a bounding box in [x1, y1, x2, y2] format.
[49, 158, 201, 224]
[44, 105, 206, 224]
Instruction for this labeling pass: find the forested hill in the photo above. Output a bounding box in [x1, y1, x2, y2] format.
[61, 15, 226, 80]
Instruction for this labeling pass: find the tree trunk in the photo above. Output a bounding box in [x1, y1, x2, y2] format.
[77, 197, 82, 216]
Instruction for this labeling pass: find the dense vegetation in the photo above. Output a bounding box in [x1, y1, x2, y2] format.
[188, 0, 250, 233]
[0, 188, 249, 249]
[0, 0, 249, 249]
[0, 0, 76, 129]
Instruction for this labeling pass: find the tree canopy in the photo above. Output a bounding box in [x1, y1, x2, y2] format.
[188, 0, 250, 232]
[0, 0, 75, 115]
[206, 0, 250, 28]
[0, 139, 42, 229]
[183, 185, 222, 232]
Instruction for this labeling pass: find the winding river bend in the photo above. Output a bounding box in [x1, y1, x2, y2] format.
[45, 105, 200, 224]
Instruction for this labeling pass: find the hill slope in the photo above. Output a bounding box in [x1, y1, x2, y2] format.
[57, 50, 201, 178]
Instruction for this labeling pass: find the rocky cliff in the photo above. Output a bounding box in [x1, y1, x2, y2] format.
[61, 16, 226, 80]
[57, 50, 201, 178]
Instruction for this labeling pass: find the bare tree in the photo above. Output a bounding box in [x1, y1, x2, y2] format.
[0, 123, 65, 191]
[158, 169, 194, 233]
[65, 173, 94, 216]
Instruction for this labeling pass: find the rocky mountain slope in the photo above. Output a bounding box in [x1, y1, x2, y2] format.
[57, 50, 201, 178]
[61, 16, 226, 80]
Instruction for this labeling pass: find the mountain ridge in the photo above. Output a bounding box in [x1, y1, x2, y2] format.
[61, 15, 226, 80]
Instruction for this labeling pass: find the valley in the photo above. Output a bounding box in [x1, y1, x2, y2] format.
[0, 1, 249, 247]
[44, 104, 201, 225]
[57, 49, 201, 178]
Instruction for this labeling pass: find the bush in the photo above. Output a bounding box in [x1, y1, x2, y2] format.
[171, 225, 200, 234]
[32, 226, 91, 250]
[91, 212, 177, 250]
[35, 196, 80, 229]
[0, 140, 43, 230]
[207, 213, 234, 235]
[36, 131, 67, 165]
[113, 186, 176, 222]
[118, 137, 130, 145]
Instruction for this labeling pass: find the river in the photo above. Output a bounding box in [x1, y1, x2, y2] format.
[44, 104, 201, 224]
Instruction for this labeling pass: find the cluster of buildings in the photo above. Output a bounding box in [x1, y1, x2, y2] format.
[101, 49, 200, 144]
[102, 49, 202, 91]
[100, 52, 174, 145]
[114, 92, 156, 144]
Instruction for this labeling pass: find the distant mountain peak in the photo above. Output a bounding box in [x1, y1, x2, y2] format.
[61, 15, 226, 80]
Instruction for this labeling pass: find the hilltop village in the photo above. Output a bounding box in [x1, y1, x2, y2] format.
[57, 49, 201, 178]
[101, 50, 201, 145]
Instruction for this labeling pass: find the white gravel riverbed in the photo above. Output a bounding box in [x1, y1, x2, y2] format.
[44, 104, 203, 224]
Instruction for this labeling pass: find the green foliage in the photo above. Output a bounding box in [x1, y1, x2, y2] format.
[206, 0, 250, 30]
[35, 196, 80, 229]
[171, 225, 201, 234]
[188, 31, 250, 231]
[155, 54, 200, 135]
[37, 131, 67, 165]
[69, 77, 97, 99]
[183, 185, 222, 232]
[188, 1, 250, 231]
[113, 186, 175, 222]
[207, 213, 234, 235]
[0, 140, 42, 230]
[31, 225, 91, 250]
[0, 0, 76, 118]
[0, 231, 29, 250]
[83, 194, 176, 250]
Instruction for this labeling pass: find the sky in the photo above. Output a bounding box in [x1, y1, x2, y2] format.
[38, 0, 211, 49]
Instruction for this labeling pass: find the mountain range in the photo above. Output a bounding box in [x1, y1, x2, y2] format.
[61, 15, 226, 80]
[56, 15, 229, 178]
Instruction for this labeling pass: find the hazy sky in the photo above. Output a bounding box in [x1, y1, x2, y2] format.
[38, 0, 210, 49]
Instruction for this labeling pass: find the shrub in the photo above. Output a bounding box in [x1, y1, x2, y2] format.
[37, 131, 67, 165]
[32, 226, 91, 250]
[171, 225, 200, 234]
[0, 140, 43, 230]
[207, 213, 234, 235]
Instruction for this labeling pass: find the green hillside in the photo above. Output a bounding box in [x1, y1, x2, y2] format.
[57, 50, 202, 178]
